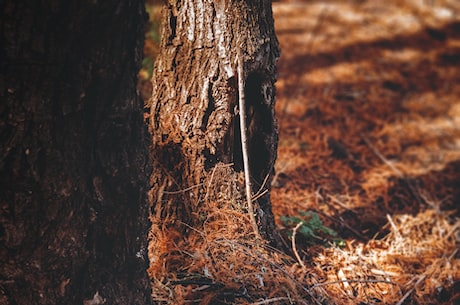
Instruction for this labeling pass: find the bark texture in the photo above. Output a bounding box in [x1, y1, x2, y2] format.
[0, 1, 152, 304]
[148, 0, 280, 273]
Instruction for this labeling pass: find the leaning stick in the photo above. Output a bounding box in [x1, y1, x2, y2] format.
[237, 47, 262, 240]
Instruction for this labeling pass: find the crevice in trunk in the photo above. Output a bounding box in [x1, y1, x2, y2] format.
[148, 1, 282, 298]
[245, 71, 274, 190]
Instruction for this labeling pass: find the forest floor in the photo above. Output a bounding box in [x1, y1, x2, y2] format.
[140, 0, 460, 304]
[271, 1, 460, 304]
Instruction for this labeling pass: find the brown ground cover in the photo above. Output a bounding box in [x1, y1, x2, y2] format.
[141, 1, 460, 304]
[271, 1, 460, 303]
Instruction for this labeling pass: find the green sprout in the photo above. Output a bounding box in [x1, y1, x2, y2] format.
[280, 211, 344, 247]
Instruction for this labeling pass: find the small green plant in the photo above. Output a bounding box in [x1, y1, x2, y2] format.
[280, 211, 344, 247]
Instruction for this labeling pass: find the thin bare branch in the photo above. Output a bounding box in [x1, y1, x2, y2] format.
[237, 46, 261, 240]
[292, 221, 306, 268]
[162, 183, 204, 194]
[311, 278, 399, 289]
[250, 297, 291, 305]
[361, 134, 403, 177]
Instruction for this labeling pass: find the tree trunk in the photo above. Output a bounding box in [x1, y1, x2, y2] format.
[0, 1, 152, 304]
[147, 0, 280, 294]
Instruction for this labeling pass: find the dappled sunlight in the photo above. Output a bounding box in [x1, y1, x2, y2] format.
[141, 0, 460, 303]
[272, 0, 460, 303]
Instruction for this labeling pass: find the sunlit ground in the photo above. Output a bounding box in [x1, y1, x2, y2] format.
[142, 1, 460, 303]
[272, 1, 459, 303]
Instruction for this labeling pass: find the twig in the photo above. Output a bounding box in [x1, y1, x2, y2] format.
[386, 214, 403, 240]
[180, 221, 205, 236]
[250, 297, 291, 305]
[292, 221, 306, 268]
[252, 172, 271, 201]
[361, 134, 403, 177]
[361, 133, 425, 206]
[327, 194, 354, 211]
[311, 278, 398, 289]
[252, 189, 268, 202]
[395, 275, 426, 305]
[237, 47, 261, 240]
[163, 183, 204, 194]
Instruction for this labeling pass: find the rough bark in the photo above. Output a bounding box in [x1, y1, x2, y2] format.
[148, 0, 280, 271]
[0, 1, 152, 304]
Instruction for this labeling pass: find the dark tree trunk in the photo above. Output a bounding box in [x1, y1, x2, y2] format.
[147, 0, 280, 292]
[0, 1, 152, 304]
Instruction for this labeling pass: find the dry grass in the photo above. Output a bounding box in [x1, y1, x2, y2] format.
[145, 0, 460, 304]
[147, 162, 459, 304]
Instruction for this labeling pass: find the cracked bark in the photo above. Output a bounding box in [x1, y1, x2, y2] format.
[148, 0, 281, 270]
[0, 1, 152, 304]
